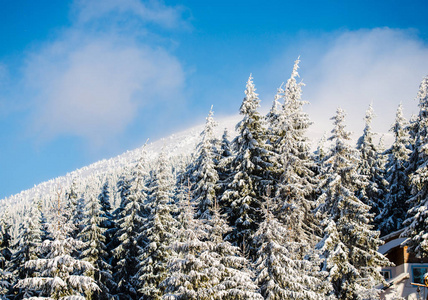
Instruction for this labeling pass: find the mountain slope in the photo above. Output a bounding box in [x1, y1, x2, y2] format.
[0, 114, 241, 232]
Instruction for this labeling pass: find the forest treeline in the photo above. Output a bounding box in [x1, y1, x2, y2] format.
[0, 59, 427, 300]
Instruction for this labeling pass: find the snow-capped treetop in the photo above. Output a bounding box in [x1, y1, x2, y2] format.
[402, 76, 428, 257]
[254, 193, 333, 299]
[390, 103, 411, 162]
[16, 191, 99, 299]
[191, 107, 220, 220]
[266, 84, 284, 132]
[241, 74, 259, 115]
[284, 57, 304, 105]
[417, 76, 428, 122]
[378, 104, 411, 236]
[222, 74, 273, 254]
[356, 104, 387, 217]
[316, 107, 391, 299]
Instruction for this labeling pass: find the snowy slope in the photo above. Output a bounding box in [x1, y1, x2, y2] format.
[0, 114, 241, 213]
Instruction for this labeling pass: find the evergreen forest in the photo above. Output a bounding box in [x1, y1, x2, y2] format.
[1, 58, 428, 300]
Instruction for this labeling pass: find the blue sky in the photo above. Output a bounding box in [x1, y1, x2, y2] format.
[1, 0, 428, 199]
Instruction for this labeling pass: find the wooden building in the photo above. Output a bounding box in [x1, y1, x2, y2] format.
[380, 229, 428, 299]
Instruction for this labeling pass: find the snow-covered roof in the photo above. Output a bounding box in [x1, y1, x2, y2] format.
[381, 228, 405, 241]
[378, 238, 407, 254]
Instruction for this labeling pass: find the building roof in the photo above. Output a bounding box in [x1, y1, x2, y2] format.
[379, 238, 407, 255]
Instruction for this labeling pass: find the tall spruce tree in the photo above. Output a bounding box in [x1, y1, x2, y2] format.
[79, 189, 113, 300]
[164, 183, 262, 300]
[266, 85, 284, 146]
[402, 76, 428, 257]
[16, 191, 99, 299]
[138, 152, 179, 299]
[192, 107, 220, 220]
[253, 191, 333, 299]
[221, 74, 273, 255]
[162, 184, 210, 299]
[8, 205, 43, 299]
[270, 58, 318, 244]
[65, 181, 84, 239]
[315, 108, 390, 300]
[216, 128, 234, 197]
[356, 104, 388, 218]
[112, 173, 143, 299]
[98, 180, 116, 267]
[378, 104, 411, 236]
[0, 213, 12, 298]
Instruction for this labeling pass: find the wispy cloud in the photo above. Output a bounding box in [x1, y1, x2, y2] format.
[268, 28, 428, 145]
[23, 0, 187, 147]
[73, 0, 188, 29]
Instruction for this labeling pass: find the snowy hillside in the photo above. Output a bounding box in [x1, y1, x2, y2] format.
[0, 114, 240, 216]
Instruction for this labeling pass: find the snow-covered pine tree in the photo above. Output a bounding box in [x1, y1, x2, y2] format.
[37, 198, 50, 243]
[356, 104, 388, 218]
[377, 104, 411, 236]
[108, 172, 132, 266]
[164, 190, 263, 300]
[401, 76, 428, 257]
[205, 200, 262, 299]
[221, 74, 273, 255]
[313, 133, 327, 175]
[8, 205, 43, 299]
[216, 128, 234, 196]
[79, 188, 113, 300]
[270, 58, 319, 245]
[253, 189, 333, 299]
[97, 180, 116, 259]
[162, 182, 210, 299]
[315, 108, 390, 300]
[138, 152, 179, 299]
[64, 181, 83, 239]
[112, 171, 144, 299]
[266, 84, 284, 145]
[16, 190, 99, 299]
[0, 214, 12, 298]
[192, 107, 220, 220]
[98, 180, 114, 230]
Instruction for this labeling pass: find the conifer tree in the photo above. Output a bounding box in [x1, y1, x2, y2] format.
[16, 191, 99, 299]
[8, 205, 43, 299]
[112, 173, 144, 299]
[402, 76, 428, 257]
[99, 180, 114, 230]
[253, 190, 333, 299]
[0, 214, 12, 298]
[314, 133, 327, 175]
[378, 104, 411, 236]
[271, 58, 318, 243]
[221, 74, 273, 254]
[162, 184, 210, 299]
[138, 152, 178, 299]
[266, 85, 284, 145]
[315, 108, 390, 300]
[356, 104, 388, 218]
[98, 180, 116, 262]
[79, 190, 113, 300]
[65, 181, 83, 239]
[164, 181, 263, 300]
[216, 128, 233, 196]
[192, 107, 220, 220]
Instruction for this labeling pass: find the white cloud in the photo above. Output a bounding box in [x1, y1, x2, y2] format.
[24, 0, 186, 147]
[302, 28, 428, 144]
[73, 0, 187, 29]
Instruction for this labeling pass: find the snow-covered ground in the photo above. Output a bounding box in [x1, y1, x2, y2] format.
[0, 114, 240, 213]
